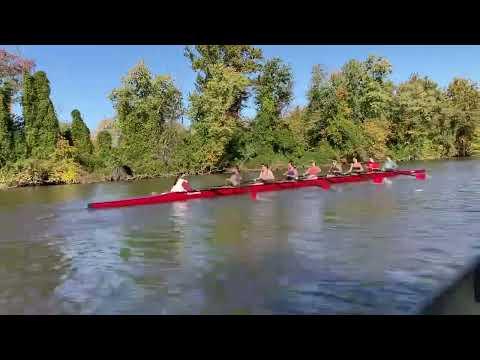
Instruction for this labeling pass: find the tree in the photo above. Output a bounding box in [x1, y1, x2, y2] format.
[252, 57, 294, 157]
[96, 130, 112, 153]
[22, 71, 59, 159]
[184, 46, 263, 172]
[0, 84, 13, 166]
[0, 49, 35, 96]
[22, 72, 36, 156]
[95, 130, 112, 166]
[445, 78, 480, 157]
[109, 61, 183, 173]
[185, 45, 263, 90]
[187, 63, 250, 171]
[255, 58, 293, 120]
[94, 117, 120, 147]
[389, 74, 445, 159]
[185, 45, 263, 118]
[307, 64, 328, 112]
[11, 115, 26, 160]
[71, 109, 94, 157]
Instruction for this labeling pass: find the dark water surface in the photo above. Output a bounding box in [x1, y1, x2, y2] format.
[1, 160, 479, 314]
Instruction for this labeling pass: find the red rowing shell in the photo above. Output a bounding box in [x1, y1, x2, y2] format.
[88, 169, 426, 209]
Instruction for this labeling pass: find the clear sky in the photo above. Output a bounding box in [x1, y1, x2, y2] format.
[2, 45, 480, 131]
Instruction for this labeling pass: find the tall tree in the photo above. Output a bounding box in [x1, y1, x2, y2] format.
[185, 46, 263, 171]
[185, 45, 262, 90]
[255, 58, 293, 120]
[11, 115, 26, 160]
[96, 130, 112, 154]
[0, 84, 13, 166]
[186, 45, 263, 118]
[109, 61, 183, 173]
[22, 71, 59, 158]
[252, 57, 294, 156]
[445, 78, 480, 157]
[22, 71, 36, 156]
[188, 64, 250, 171]
[389, 74, 444, 159]
[95, 130, 112, 165]
[307, 64, 328, 112]
[31, 71, 59, 158]
[71, 109, 93, 156]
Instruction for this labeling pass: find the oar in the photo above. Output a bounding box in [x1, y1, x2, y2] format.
[372, 175, 385, 184]
[414, 172, 427, 180]
[317, 180, 330, 191]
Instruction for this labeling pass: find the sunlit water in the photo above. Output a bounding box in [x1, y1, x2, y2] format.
[1, 160, 479, 314]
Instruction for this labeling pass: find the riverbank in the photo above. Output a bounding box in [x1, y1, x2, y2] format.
[0, 159, 325, 190]
[1, 154, 468, 190]
[0, 157, 376, 190]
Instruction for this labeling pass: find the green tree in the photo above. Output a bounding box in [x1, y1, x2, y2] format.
[12, 115, 26, 160]
[95, 130, 112, 167]
[305, 55, 394, 160]
[71, 109, 94, 157]
[186, 45, 262, 118]
[252, 57, 294, 157]
[96, 130, 112, 154]
[185, 45, 263, 90]
[0, 84, 13, 166]
[389, 74, 445, 159]
[187, 63, 250, 171]
[185, 46, 263, 172]
[109, 61, 183, 173]
[22, 71, 59, 158]
[22, 71, 36, 156]
[445, 78, 480, 157]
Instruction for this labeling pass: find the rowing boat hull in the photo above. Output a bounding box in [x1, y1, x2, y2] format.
[87, 169, 425, 209]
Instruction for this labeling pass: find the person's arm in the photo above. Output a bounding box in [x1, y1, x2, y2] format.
[182, 181, 194, 192]
[359, 163, 364, 172]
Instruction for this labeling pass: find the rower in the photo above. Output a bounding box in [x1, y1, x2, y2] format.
[346, 158, 364, 174]
[382, 156, 398, 171]
[284, 161, 298, 180]
[366, 157, 380, 172]
[328, 160, 343, 176]
[304, 160, 321, 179]
[170, 174, 194, 192]
[226, 165, 242, 186]
[255, 164, 275, 183]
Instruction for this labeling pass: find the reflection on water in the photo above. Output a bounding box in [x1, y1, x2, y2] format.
[1, 160, 480, 314]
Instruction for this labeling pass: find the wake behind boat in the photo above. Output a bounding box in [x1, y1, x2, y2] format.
[87, 169, 426, 209]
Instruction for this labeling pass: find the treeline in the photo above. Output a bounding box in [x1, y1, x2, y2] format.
[1, 46, 480, 187]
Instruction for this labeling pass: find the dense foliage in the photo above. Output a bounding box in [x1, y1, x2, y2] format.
[109, 60, 184, 174]
[1, 46, 480, 187]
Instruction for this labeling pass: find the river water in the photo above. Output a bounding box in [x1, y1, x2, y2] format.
[1, 159, 479, 314]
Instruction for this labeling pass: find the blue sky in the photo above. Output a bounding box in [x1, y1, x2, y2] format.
[2, 45, 480, 130]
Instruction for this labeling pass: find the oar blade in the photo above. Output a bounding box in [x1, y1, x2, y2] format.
[318, 180, 330, 191]
[415, 172, 427, 181]
[372, 175, 384, 184]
